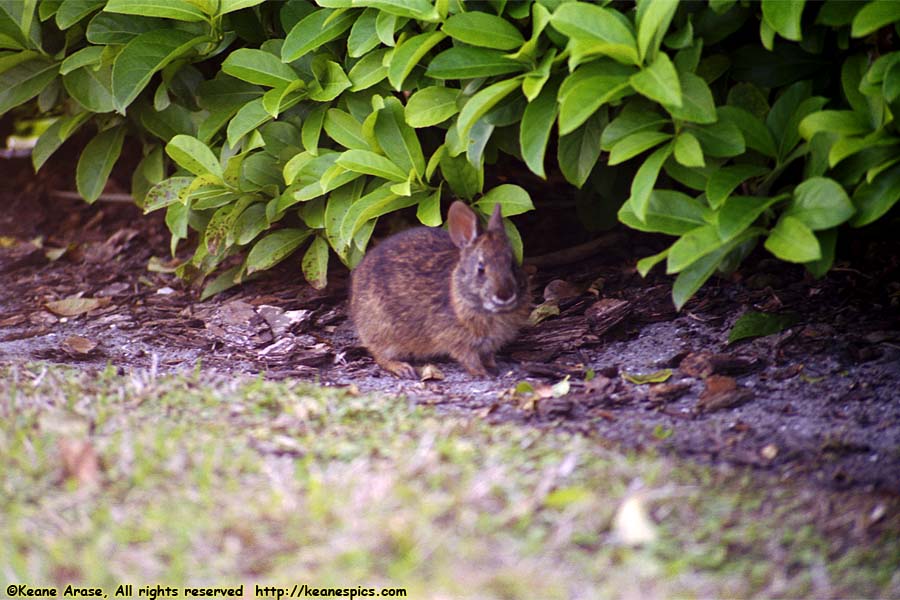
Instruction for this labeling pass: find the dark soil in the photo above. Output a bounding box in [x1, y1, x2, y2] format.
[2, 155, 899, 494]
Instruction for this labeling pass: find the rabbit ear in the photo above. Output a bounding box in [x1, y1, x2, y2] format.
[487, 202, 504, 232]
[448, 201, 479, 248]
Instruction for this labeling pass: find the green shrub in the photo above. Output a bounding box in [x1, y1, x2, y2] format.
[2, 0, 899, 306]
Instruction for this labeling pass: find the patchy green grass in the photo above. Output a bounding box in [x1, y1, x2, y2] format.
[1, 363, 898, 599]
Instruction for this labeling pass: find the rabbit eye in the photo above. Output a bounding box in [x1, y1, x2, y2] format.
[476, 260, 486, 276]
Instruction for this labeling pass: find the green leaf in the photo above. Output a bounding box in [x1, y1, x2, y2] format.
[324, 108, 368, 150]
[200, 266, 241, 300]
[630, 51, 681, 107]
[0, 55, 58, 114]
[716, 194, 782, 242]
[56, 0, 104, 29]
[76, 126, 126, 203]
[636, 247, 669, 276]
[374, 10, 399, 46]
[347, 7, 379, 57]
[706, 164, 768, 209]
[111, 29, 204, 111]
[60, 46, 104, 75]
[416, 185, 442, 226]
[230, 202, 266, 245]
[261, 80, 305, 118]
[456, 77, 520, 141]
[761, 0, 804, 41]
[637, 0, 679, 62]
[348, 47, 388, 91]
[608, 130, 672, 165]
[86, 12, 165, 44]
[425, 46, 524, 79]
[664, 71, 715, 124]
[667, 224, 723, 273]
[600, 101, 668, 150]
[815, 0, 862, 26]
[308, 59, 351, 102]
[673, 131, 704, 167]
[278, 153, 347, 210]
[717, 105, 777, 158]
[282, 8, 355, 62]
[618, 189, 712, 236]
[474, 184, 534, 217]
[166, 135, 222, 179]
[550, 1, 639, 66]
[340, 184, 417, 242]
[245, 228, 312, 274]
[63, 63, 114, 113]
[883, 59, 900, 102]
[222, 48, 299, 87]
[302, 104, 327, 154]
[387, 30, 445, 90]
[336, 149, 408, 181]
[503, 218, 524, 265]
[440, 151, 482, 200]
[558, 110, 604, 188]
[375, 96, 425, 178]
[728, 311, 798, 343]
[785, 177, 854, 230]
[688, 120, 745, 158]
[672, 228, 760, 310]
[226, 97, 270, 148]
[520, 76, 560, 178]
[104, 0, 206, 21]
[32, 112, 90, 171]
[219, 0, 265, 15]
[352, 0, 437, 21]
[629, 142, 674, 221]
[805, 228, 837, 279]
[0, 3, 30, 48]
[765, 215, 821, 262]
[558, 60, 634, 135]
[798, 110, 871, 140]
[442, 11, 525, 50]
[143, 176, 192, 213]
[405, 86, 459, 128]
[850, 163, 900, 227]
[302, 235, 329, 290]
[851, 0, 899, 37]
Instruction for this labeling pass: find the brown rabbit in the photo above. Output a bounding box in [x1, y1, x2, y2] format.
[350, 201, 530, 378]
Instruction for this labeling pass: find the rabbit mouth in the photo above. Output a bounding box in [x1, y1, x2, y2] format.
[483, 294, 518, 313]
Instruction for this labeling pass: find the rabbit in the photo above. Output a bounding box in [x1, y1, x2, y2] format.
[350, 201, 530, 378]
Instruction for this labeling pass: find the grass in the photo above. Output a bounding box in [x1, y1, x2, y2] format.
[1, 363, 898, 599]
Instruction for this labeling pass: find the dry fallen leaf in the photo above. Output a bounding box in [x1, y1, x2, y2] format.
[648, 381, 692, 403]
[45, 296, 109, 317]
[584, 375, 616, 396]
[58, 438, 101, 487]
[760, 443, 779, 461]
[613, 493, 657, 546]
[62, 336, 97, 355]
[529, 301, 560, 326]
[419, 364, 445, 382]
[542, 279, 581, 302]
[697, 375, 754, 412]
[0, 314, 27, 327]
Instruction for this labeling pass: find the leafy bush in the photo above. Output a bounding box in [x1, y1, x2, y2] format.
[2, 0, 899, 306]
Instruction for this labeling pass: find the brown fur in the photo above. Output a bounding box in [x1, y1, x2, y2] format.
[350, 202, 530, 378]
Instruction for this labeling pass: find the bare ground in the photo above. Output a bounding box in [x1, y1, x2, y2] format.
[2, 156, 899, 494]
